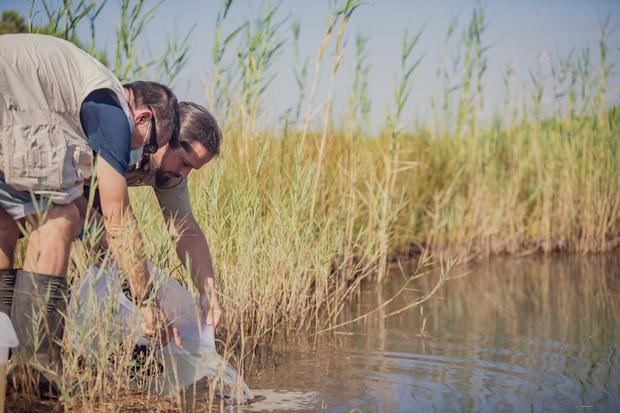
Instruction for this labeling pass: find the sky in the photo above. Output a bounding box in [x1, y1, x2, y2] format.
[2, 0, 619, 132]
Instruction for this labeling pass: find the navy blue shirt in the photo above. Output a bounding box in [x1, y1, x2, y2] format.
[80, 89, 132, 176]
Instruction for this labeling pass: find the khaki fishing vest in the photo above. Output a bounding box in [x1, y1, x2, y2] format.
[0, 33, 134, 204]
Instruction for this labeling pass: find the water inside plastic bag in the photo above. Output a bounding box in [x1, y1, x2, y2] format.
[68, 263, 253, 402]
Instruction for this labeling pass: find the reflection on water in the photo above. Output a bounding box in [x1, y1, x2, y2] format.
[247, 255, 620, 412]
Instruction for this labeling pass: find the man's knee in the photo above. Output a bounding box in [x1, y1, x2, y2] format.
[39, 203, 82, 239]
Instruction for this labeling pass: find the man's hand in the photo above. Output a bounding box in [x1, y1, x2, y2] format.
[139, 304, 183, 348]
[200, 290, 222, 327]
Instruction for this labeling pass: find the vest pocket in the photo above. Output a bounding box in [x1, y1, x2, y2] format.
[1, 124, 66, 191]
[1, 124, 93, 194]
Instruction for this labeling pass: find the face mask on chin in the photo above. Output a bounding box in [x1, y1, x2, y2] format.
[129, 109, 157, 168]
[129, 147, 144, 166]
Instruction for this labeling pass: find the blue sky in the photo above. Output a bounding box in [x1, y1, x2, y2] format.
[2, 0, 619, 132]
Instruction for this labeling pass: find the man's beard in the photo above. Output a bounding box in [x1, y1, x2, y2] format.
[150, 150, 181, 187]
[154, 170, 182, 188]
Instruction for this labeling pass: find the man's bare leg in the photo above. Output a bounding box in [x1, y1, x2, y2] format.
[23, 203, 81, 276]
[11, 203, 80, 395]
[0, 207, 21, 314]
[0, 206, 21, 270]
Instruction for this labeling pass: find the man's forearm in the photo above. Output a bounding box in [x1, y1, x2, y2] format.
[106, 208, 151, 301]
[97, 156, 151, 301]
[173, 215, 216, 296]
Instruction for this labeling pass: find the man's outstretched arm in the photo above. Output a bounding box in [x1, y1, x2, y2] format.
[97, 157, 150, 299]
[170, 213, 222, 327]
[97, 159, 182, 346]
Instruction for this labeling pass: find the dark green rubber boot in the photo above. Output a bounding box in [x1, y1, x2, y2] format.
[0, 268, 16, 314]
[10, 270, 68, 398]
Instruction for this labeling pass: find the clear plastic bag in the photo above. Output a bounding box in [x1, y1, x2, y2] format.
[68, 263, 253, 402]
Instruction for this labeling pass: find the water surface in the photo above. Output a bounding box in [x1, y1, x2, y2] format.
[246, 255, 620, 412]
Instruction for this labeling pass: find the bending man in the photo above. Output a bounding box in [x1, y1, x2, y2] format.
[81, 101, 223, 330]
